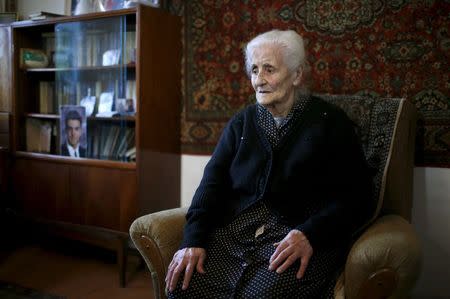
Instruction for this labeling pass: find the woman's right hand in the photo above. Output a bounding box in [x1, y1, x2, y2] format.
[165, 247, 206, 292]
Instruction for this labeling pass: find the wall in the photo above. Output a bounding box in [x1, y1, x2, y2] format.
[182, 155, 450, 298]
[411, 167, 450, 298]
[16, 0, 70, 19]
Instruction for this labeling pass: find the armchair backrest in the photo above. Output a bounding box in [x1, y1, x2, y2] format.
[319, 94, 417, 222]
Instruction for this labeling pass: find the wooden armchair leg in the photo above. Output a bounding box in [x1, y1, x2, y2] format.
[117, 236, 128, 288]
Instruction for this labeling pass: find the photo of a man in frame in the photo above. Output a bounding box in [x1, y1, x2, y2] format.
[60, 106, 87, 158]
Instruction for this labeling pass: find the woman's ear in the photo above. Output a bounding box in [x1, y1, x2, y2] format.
[293, 67, 303, 86]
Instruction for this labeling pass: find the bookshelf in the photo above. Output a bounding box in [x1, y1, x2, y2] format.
[9, 5, 181, 285]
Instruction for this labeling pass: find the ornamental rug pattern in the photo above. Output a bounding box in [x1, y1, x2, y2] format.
[320, 95, 401, 218]
[168, 0, 450, 167]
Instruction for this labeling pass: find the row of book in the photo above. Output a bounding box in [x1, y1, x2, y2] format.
[29, 11, 64, 21]
[87, 124, 135, 161]
[41, 28, 136, 68]
[25, 118, 136, 162]
[38, 80, 136, 115]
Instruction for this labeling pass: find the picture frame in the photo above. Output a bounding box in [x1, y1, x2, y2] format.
[59, 105, 87, 158]
[0, 12, 16, 24]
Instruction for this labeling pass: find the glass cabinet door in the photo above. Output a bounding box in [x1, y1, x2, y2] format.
[51, 16, 136, 162]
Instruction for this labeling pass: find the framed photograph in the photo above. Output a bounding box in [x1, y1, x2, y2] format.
[60, 105, 87, 158]
[97, 91, 114, 115]
[102, 49, 121, 66]
[0, 12, 16, 24]
[116, 97, 135, 115]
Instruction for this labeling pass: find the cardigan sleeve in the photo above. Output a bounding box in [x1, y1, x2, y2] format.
[180, 114, 242, 249]
[296, 110, 374, 249]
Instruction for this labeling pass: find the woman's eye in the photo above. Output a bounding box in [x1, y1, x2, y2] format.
[251, 67, 258, 74]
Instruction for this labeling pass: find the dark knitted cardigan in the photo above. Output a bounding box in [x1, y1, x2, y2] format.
[181, 96, 373, 250]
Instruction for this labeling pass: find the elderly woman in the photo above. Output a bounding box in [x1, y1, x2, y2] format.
[166, 30, 373, 298]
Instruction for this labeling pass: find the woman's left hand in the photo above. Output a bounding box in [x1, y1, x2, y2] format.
[269, 229, 313, 279]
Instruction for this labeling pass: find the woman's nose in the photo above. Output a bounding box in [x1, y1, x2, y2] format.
[255, 72, 266, 86]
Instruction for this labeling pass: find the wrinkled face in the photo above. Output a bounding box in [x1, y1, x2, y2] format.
[66, 119, 81, 147]
[250, 44, 301, 109]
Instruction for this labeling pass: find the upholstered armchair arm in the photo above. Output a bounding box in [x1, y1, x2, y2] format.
[130, 207, 187, 299]
[341, 215, 422, 299]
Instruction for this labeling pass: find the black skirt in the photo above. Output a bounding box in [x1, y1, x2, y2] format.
[168, 202, 344, 299]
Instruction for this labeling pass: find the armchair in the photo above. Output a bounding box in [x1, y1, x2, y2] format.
[130, 95, 422, 299]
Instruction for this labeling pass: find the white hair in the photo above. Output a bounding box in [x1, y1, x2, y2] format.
[244, 29, 306, 77]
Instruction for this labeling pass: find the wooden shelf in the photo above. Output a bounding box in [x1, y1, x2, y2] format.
[11, 7, 137, 28]
[23, 63, 136, 73]
[26, 113, 59, 119]
[25, 113, 136, 122]
[89, 115, 136, 122]
[15, 151, 136, 170]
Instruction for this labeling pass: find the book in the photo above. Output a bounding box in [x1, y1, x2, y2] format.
[39, 81, 54, 114]
[125, 150, 136, 162]
[29, 11, 65, 21]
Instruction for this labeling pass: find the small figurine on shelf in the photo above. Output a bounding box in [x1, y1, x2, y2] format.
[60, 106, 87, 158]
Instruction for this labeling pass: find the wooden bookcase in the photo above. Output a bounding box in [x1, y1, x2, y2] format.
[9, 5, 181, 285]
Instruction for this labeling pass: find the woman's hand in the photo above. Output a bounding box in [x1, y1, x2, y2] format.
[269, 229, 313, 279]
[165, 247, 206, 292]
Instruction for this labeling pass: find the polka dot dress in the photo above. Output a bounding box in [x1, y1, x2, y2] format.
[168, 98, 344, 299]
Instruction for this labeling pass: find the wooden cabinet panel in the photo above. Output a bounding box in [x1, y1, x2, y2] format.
[13, 159, 137, 231]
[0, 26, 11, 112]
[13, 159, 69, 220]
[70, 165, 136, 231]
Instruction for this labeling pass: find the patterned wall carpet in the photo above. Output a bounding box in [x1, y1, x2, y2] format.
[169, 0, 449, 167]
